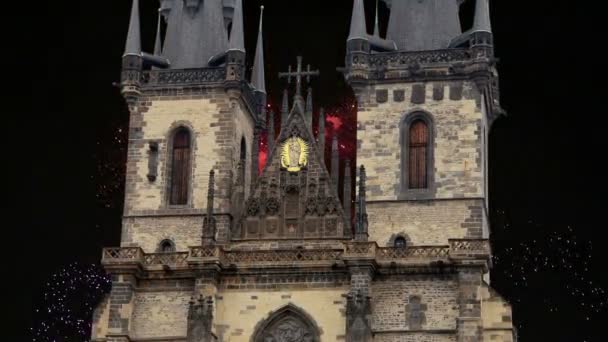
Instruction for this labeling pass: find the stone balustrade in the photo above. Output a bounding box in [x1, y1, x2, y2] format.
[101, 239, 490, 271]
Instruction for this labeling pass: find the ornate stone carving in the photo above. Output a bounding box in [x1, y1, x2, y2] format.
[187, 296, 214, 342]
[265, 198, 280, 216]
[246, 198, 261, 217]
[142, 68, 225, 86]
[345, 291, 372, 342]
[252, 305, 320, 342]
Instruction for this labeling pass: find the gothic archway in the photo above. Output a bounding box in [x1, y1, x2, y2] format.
[251, 304, 321, 342]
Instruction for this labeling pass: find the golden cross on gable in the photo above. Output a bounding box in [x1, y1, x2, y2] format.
[278, 56, 320, 96]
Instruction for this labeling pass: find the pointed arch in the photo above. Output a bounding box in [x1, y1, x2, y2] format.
[165, 124, 195, 207]
[251, 304, 321, 342]
[399, 110, 436, 200]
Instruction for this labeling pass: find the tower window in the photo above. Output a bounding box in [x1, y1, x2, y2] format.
[159, 239, 175, 253]
[408, 120, 429, 189]
[394, 237, 407, 249]
[170, 128, 191, 205]
[400, 112, 434, 199]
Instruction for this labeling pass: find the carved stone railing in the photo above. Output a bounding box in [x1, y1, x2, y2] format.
[143, 252, 189, 267]
[343, 242, 377, 259]
[222, 249, 343, 265]
[102, 239, 491, 272]
[141, 67, 225, 86]
[449, 239, 491, 258]
[368, 48, 472, 68]
[377, 246, 450, 260]
[102, 247, 143, 263]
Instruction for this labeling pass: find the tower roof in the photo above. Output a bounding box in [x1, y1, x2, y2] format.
[251, 6, 266, 94]
[162, 0, 229, 69]
[473, 0, 492, 33]
[228, 0, 245, 52]
[348, 0, 368, 41]
[124, 0, 141, 57]
[383, 0, 462, 51]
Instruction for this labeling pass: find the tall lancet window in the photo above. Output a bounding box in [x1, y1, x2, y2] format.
[408, 120, 429, 189]
[170, 128, 191, 205]
[240, 137, 247, 181]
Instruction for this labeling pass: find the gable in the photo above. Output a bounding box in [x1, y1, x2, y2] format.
[232, 109, 351, 240]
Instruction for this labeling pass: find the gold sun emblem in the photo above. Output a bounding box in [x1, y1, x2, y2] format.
[280, 135, 309, 172]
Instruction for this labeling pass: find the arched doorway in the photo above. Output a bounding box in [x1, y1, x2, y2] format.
[251, 304, 320, 342]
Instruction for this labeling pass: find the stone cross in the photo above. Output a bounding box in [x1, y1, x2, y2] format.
[278, 56, 320, 97]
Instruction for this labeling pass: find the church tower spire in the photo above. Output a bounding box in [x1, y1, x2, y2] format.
[124, 0, 141, 57]
[373, 0, 380, 37]
[251, 6, 266, 94]
[228, 0, 245, 53]
[153, 10, 163, 56]
[348, 0, 367, 41]
[473, 0, 492, 33]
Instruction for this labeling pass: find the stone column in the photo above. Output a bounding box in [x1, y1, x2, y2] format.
[457, 268, 484, 342]
[345, 266, 374, 342]
[189, 270, 220, 342]
[106, 274, 136, 341]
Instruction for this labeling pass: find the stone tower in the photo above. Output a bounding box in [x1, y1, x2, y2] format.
[93, 1, 515, 342]
[343, 0, 515, 341]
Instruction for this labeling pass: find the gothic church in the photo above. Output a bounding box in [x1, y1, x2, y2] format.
[92, 0, 515, 341]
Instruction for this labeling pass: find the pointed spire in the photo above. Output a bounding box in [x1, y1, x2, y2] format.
[228, 0, 245, 52]
[281, 89, 289, 129]
[268, 110, 275, 153]
[373, 0, 380, 37]
[252, 6, 266, 94]
[343, 160, 352, 230]
[203, 170, 216, 244]
[355, 165, 368, 241]
[305, 87, 313, 132]
[331, 135, 340, 193]
[124, 0, 141, 57]
[154, 10, 163, 56]
[473, 0, 492, 33]
[348, 0, 368, 41]
[317, 108, 326, 161]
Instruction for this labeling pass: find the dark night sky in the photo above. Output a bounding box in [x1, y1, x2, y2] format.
[9, 0, 608, 340]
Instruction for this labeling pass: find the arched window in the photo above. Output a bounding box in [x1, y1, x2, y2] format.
[401, 112, 434, 199]
[159, 239, 175, 253]
[394, 237, 407, 249]
[408, 120, 429, 189]
[240, 137, 247, 161]
[170, 128, 191, 205]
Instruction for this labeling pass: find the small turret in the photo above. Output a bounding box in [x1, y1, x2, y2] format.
[251, 6, 267, 120]
[305, 87, 313, 133]
[121, 0, 143, 101]
[347, 0, 370, 53]
[317, 108, 326, 161]
[471, 0, 494, 49]
[331, 135, 340, 193]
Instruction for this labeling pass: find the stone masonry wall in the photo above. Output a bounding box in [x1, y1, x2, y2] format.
[367, 199, 484, 246]
[121, 215, 202, 253]
[372, 275, 459, 331]
[130, 290, 191, 340]
[215, 287, 348, 341]
[122, 87, 255, 249]
[356, 81, 484, 201]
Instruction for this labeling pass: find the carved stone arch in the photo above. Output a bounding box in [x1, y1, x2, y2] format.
[399, 110, 436, 200]
[163, 121, 197, 208]
[251, 304, 322, 342]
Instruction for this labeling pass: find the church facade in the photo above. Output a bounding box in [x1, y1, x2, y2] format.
[92, 1, 515, 342]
